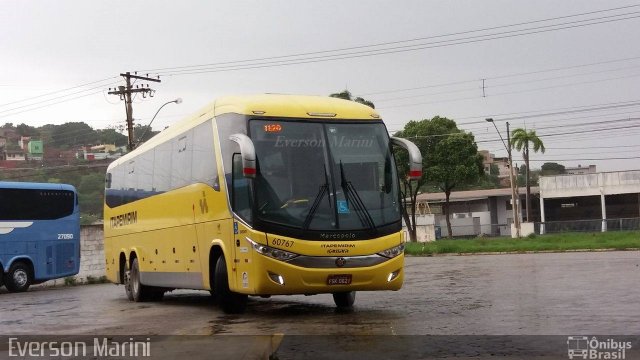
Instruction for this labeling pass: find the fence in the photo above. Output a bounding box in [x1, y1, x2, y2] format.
[535, 217, 640, 234]
[437, 223, 511, 238]
[427, 217, 640, 239]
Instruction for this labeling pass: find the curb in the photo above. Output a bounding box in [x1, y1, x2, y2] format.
[406, 248, 640, 257]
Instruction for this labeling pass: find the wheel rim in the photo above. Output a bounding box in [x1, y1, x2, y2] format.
[131, 265, 139, 295]
[13, 269, 28, 287]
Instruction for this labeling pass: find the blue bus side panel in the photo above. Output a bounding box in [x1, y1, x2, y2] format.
[0, 216, 80, 281]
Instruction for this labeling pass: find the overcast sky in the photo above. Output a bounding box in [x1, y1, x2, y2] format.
[1, 0, 639, 171]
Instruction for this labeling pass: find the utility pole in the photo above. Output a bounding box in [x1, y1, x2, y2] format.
[506, 121, 521, 238]
[108, 72, 161, 151]
[485, 117, 521, 238]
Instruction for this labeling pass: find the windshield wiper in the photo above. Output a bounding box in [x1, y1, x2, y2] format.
[339, 161, 376, 232]
[302, 167, 331, 230]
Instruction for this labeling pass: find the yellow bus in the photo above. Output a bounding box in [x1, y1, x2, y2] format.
[103, 94, 421, 313]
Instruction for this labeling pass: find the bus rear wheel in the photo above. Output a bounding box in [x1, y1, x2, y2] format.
[128, 258, 164, 302]
[214, 255, 247, 314]
[5, 262, 32, 293]
[333, 291, 356, 309]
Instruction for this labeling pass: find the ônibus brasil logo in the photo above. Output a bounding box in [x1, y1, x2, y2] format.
[567, 336, 632, 359]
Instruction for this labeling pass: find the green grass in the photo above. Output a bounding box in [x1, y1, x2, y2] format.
[64, 276, 78, 286]
[86, 275, 109, 284]
[404, 231, 640, 256]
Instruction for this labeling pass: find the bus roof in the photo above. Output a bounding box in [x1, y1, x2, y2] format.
[0, 181, 76, 192]
[212, 94, 380, 120]
[114, 94, 382, 169]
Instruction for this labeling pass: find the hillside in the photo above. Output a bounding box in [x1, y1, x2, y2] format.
[0, 122, 158, 224]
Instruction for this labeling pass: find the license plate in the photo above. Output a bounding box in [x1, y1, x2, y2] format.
[327, 274, 352, 285]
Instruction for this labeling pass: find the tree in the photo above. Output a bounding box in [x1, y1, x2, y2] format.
[16, 123, 40, 137]
[78, 173, 105, 218]
[510, 128, 545, 222]
[51, 122, 98, 148]
[428, 134, 483, 238]
[329, 90, 375, 109]
[541, 162, 565, 176]
[461, 163, 501, 190]
[134, 124, 160, 144]
[394, 116, 483, 239]
[97, 128, 128, 147]
[38, 124, 57, 145]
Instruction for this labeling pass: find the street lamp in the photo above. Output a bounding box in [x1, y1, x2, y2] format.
[135, 98, 182, 148]
[486, 118, 521, 238]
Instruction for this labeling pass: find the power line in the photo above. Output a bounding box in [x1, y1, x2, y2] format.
[142, 4, 640, 74]
[0, 90, 106, 119]
[522, 156, 640, 161]
[366, 57, 640, 98]
[459, 109, 640, 133]
[375, 70, 640, 105]
[152, 10, 640, 76]
[0, 77, 117, 109]
[378, 72, 640, 110]
[0, 82, 118, 116]
[546, 144, 640, 150]
[459, 100, 640, 125]
[451, 99, 640, 122]
[395, 115, 640, 140]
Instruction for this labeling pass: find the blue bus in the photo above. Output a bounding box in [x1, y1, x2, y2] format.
[0, 182, 80, 292]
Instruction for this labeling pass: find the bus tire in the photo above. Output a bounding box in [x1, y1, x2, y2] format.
[129, 258, 157, 302]
[332, 291, 356, 308]
[124, 263, 134, 301]
[5, 261, 32, 293]
[214, 255, 247, 314]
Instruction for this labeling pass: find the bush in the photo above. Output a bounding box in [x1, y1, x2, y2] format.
[86, 275, 109, 284]
[64, 277, 78, 286]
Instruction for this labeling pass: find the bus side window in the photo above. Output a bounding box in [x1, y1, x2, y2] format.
[232, 153, 252, 223]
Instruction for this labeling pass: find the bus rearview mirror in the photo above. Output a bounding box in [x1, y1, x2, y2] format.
[229, 133, 257, 178]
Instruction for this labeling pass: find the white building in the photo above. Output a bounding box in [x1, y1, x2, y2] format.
[539, 170, 640, 233]
[405, 187, 536, 239]
[564, 164, 596, 175]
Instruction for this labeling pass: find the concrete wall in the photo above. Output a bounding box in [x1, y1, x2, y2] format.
[540, 170, 640, 198]
[436, 211, 492, 237]
[402, 214, 437, 242]
[38, 225, 105, 286]
[449, 200, 489, 214]
[405, 195, 518, 238]
[495, 197, 511, 236]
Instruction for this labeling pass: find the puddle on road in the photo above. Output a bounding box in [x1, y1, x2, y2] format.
[0, 320, 24, 325]
[44, 305, 79, 314]
[203, 298, 406, 335]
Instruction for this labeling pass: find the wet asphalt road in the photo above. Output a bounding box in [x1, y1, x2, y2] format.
[1, 251, 639, 358]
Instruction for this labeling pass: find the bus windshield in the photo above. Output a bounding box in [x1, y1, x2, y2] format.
[249, 120, 400, 232]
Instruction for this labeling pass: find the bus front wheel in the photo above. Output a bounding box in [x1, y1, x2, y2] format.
[333, 291, 356, 309]
[5, 261, 32, 293]
[214, 255, 247, 314]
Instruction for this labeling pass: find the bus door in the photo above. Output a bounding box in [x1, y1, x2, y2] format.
[231, 220, 258, 293]
[230, 153, 255, 293]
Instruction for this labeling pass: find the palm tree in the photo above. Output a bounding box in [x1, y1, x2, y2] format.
[510, 128, 545, 222]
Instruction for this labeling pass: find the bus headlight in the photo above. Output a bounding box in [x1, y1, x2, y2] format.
[377, 244, 405, 259]
[246, 238, 299, 262]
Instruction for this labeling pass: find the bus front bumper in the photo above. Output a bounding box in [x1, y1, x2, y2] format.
[242, 253, 404, 296]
